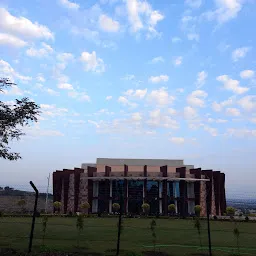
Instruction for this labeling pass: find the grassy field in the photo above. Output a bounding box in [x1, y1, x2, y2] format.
[0, 217, 256, 255]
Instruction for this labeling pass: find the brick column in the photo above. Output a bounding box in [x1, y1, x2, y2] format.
[67, 173, 75, 213]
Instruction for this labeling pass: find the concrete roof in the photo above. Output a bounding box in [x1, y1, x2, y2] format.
[96, 158, 184, 166]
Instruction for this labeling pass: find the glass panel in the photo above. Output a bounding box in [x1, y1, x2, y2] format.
[128, 180, 143, 214]
[146, 181, 159, 214]
[98, 180, 109, 213]
[112, 180, 125, 204]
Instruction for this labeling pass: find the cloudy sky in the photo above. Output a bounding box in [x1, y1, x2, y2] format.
[0, 0, 255, 198]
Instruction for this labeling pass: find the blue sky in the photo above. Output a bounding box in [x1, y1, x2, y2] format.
[0, 0, 255, 198]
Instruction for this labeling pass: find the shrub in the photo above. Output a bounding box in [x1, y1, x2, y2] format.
[245, 216, 249, 222]
[168, 204, 176, 215]
[112, 203, 120, 212]
[214, 215, 218, 220]
[142, 203, 150, 215]
[194, 205, 201, 217]
[53, 201, 62, 213]
[226, 207, 235, 219]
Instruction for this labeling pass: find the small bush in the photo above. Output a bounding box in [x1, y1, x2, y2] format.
[245, 216, 249, 222]
[214, 215, 218, 220]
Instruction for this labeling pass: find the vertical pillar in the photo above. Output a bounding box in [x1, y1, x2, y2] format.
[176, 167, 187, 217]
[109, 180, 112, 213]
[143, 165, 147, 203]
[87, 166, 97, 213]
[213, 171, 220, 216]
[160, 165, 168, 215]
[124, 165, 128, 214]
[74, 168, 84, 213]
[67, 173, 75, 213]
[202, 170, 213, 216]
[105, 166, 111, 213]
[159, 181, 162, 214]
[92, 181, 99, 213]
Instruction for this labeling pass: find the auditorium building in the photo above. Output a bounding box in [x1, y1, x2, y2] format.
[53, 158, 226, 216]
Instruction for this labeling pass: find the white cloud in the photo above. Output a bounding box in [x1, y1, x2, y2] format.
[121, 74, 135, 80]
[147, 109, 179, 129]
[212, 97, 234, 112]
[176, 88, 185, 93]
[203, 125, 218, 136]
[147, 87, 175, 105]
[203, 0, 243, 24]
[173, 56, 183, 66]
[58, 83, 73, 90]
[196, 71, 208, 88]
[59, 0, 79, 10]
[184, 106, 198, 119]
[118, 96, 137, 108]
[126, 0, 164, 38]
[106, 95, 113, 100]
[131, 112, 142, 121]
[80, 51, 105, 73]
[149, 56, 164, 64]
[124, 88, 147, 99]
[0, 59, 32, 83]
[185, 0, 202, 8]
[226, 128, 256, 138]
[0, 8, 54, 40]
[169, 137, 185, 144]
[226, 107, 240, 116]
[57, 52, 74, 62]
[238, 96, 256, 111]
[40, 104, 68, 117]
[2, 85, 23, 96]
[168, 108, 177, 115]
[36, 74, 45, 82]
[68, 90, 91, 102]
[45, 88, 59, 96]
[99, 14, 120, 32]
[26, 42, 54, 58]
[187, 90, 208, 107]
[217, 75, 249, 94]
[149, 75, 169, 83]
[240, 70, 254, 79]
[232, 47, 250, 62]
[171, 37, 181, 43]
[187, 33, 199, 41]
[0, 33, 27, 48]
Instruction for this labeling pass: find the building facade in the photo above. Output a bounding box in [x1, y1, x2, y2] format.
[53, 158, 226, 216]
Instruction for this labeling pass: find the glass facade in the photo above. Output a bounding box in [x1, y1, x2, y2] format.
[112, 180, 125, 203]
[146, 181, 159, 214]
[128, 180, 143, 214]
[98, 180, 109, 213]
[92, 179, 195, 216]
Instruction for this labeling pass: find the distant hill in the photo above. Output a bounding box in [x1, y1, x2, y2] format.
[0, 186, 53, 213]
[0, 186, 53, 199]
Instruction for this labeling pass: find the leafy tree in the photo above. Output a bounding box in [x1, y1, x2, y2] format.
[17, 199, 26, 213]
[53, 201, 62, 213]
[194, 218, 202, 248]
[150, 219, 157, 253]
[226, 207, 235, 219]
[0, 78, 40, 160]
[194, 205, 201, 217]
[42, 216, 48, 246]
[76, 214, 84, 247]
[233, 225, 240, 255]
[142, 203, 150, 216]
[168, 204, 176, 216]
[112, 203, 120, 212]
[80, 202, 90, 215]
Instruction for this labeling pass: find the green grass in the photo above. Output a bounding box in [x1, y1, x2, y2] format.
[0, 217, 256, 255]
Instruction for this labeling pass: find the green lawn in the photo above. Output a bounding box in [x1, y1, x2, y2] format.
[0, 217, 256, 255]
